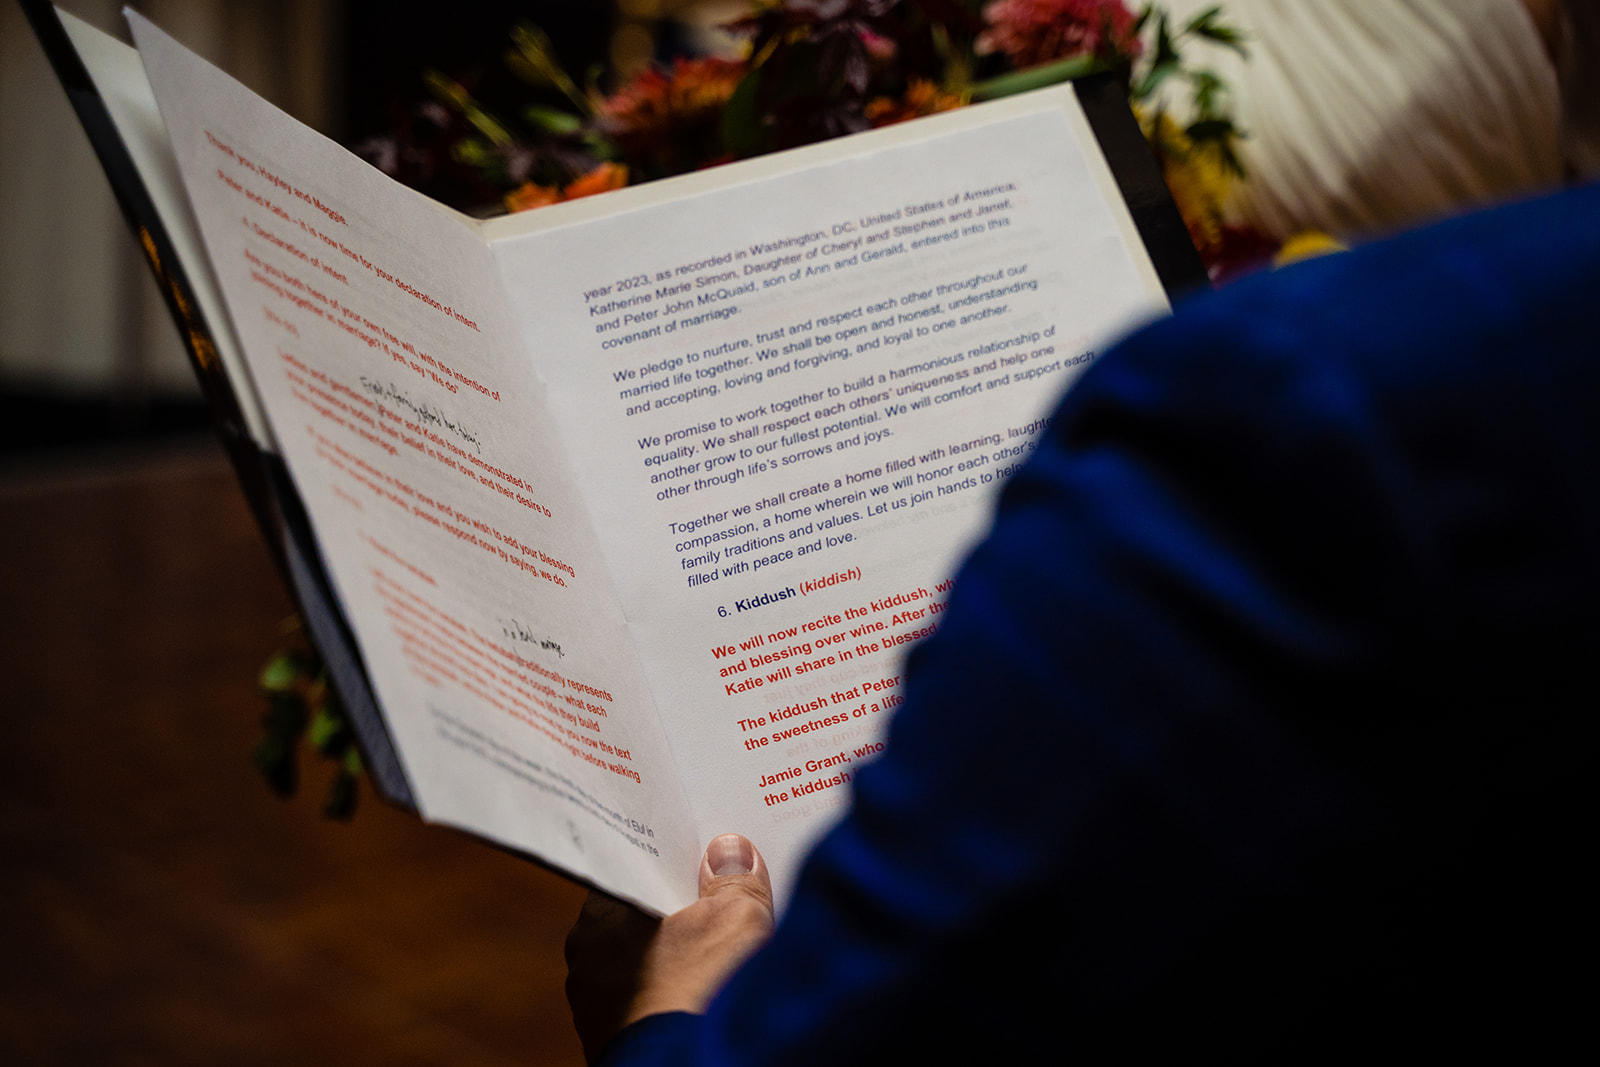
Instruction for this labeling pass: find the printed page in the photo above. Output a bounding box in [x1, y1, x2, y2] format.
[488, 87, 1168, 902]
[129, 12, 701, 912]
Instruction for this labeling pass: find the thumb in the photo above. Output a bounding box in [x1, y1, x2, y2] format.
[698, 833, 775, 914]
[620, 834, 775, 1027]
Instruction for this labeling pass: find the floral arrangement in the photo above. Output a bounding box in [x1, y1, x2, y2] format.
[358, 0, 1280, 278]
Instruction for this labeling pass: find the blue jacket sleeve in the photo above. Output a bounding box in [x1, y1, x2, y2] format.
[599, 182, 1600, 1065]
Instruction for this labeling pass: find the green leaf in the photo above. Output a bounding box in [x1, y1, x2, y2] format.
[262, 692, 308, 737]
[970, 54, 1104, 102]
[254, 641, 366, 815]
[930, 21, 972, 91]
[524, 105, 584, 136]
[508, 23, 592, 115]
[252, 737, 298, 798]
[582, 132, 618, 160]
[424, 72, 517, 147]
[504, 50, 546, 88]
[1131, 9, 1183, 101]
[464, 107, 515, 148]
[1153, 10, 1178, 69]
[1187, 68, 1225, 117]
[253, 694, 306, 798]
[1182, 4, 1224, 35]
[258, 653, 301, 692]
[308, 707, 347, 755]
[508, 23, 561, 89]
[1133, 58, 1181, 99]
[451, 139, 498, 169]
[1185, 117, 1239, 143]
[423, 70, 469, 109]
[1191, 22, 1249, 57]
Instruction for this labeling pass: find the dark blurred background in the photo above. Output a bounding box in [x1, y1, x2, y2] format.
[1, 0, 721, 452]
[0, 1, 738, 1061]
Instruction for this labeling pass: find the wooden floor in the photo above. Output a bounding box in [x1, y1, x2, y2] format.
[0, 440, 588, 1065]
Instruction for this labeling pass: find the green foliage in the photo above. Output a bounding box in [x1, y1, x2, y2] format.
[507, 22, 594, 115]
[1183, 4, 1248, 54]
[1130, 2, 1249, 177]
[424, 70, 516, 147]
[252, 692, 307, 798]
[258, 651, 303, 694]
[524, 105, 585, 136]
[253, 622, 362, 819]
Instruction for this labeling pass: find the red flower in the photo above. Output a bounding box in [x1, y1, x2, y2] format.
[977, 0, 1143, 69]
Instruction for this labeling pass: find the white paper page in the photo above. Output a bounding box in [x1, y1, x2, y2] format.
[59, 9, 272, 448]
[128, 11, 701, 912]
[490, 87, 1168, 902]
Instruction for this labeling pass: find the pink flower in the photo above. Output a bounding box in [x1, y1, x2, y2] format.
[977, 0, 1143, 69]
[858, 28, 898, 63]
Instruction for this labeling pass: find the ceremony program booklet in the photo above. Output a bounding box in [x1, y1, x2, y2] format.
[42, 5, 1193, 913]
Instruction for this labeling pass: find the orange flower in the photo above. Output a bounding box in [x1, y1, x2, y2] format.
[562, 162, 629, 200]
[865, 80, 967, 128]
[503, 163, 630, 214]
[599, 56, 746, 179]
[602, 57, 745, 139]
[503, 182, 562, 213]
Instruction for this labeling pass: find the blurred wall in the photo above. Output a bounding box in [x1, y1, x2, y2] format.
[0, 0, 343, 400]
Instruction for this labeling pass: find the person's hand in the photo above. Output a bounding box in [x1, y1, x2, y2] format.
[565, 834, 775, 1060]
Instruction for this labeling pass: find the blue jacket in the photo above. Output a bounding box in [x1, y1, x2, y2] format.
[603, 182, 1600, 1063]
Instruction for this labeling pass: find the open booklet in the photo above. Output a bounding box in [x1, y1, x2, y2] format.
[36, 3, 1202, 914]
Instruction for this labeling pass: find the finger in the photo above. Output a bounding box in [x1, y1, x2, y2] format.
[698, 833, 775, 913]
